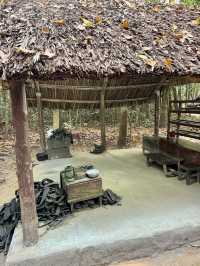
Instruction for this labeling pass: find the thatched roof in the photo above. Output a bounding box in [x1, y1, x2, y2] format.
[0, 0, 200, 81]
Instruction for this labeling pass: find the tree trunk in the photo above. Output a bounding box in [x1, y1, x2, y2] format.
[9, 80, 38, 246]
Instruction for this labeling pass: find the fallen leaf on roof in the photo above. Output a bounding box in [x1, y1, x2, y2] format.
[172, 24, 178, 32]
[121, 19, 129, 30]
[15, 47, 35, 55]
[174, 30, 193, 43]
[137, 54, 148, 61]
[164, 58, 173, 71]
[191, 17, 200, 26]
[142, 47, 151, 51]
[41, 26, 49, 33]
[152, 5, 161, 13]
[53, 19, 65, 26]
[137, 54, 157, 70]
[81, 17, 93, 28]
[145, 59, 157, 69]
[95, 16, 102, 24]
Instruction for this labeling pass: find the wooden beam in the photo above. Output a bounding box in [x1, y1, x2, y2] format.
[118, 107, 128, 148]
[9, 80, 38, 246]
[35, 81, 177, 91]
[36, 92, 46, 151]
[154, 90, 160, 137]
[27, 97, 150, 104]
[100, 88, 106, 148]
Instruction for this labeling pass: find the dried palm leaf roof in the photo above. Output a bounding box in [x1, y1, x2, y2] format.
[0, 0, 200, 81]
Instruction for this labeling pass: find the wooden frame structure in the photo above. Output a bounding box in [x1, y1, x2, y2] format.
[6, 77, 200, 247]
[2, 0, 200, 249]
[167, 99, 200, 141]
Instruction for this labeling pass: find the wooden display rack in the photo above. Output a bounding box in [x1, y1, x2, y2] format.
[167, 99, 200, 141]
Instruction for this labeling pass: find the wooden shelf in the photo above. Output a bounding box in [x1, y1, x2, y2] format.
[170, 120, 200, 129]
[168, 99, 200, 141]
[175, 130, 200, 140]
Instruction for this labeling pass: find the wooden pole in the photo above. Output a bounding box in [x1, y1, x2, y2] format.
[154, 90, 160, 137]
[100, 89, 106, 148]
[53, 109, 60, 129]
[118, 107, 128, 148]
[36, 92, 46, 151]
[9, 80, 38, 246]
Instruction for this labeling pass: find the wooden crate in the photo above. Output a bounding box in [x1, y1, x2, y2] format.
[61, 176, 103, 211]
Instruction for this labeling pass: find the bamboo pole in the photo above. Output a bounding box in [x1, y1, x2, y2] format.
[9, 80, 39, 246]
[36, 92, 46, 151]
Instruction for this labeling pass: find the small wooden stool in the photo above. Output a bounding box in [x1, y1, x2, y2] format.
[178, 163, 200, 185]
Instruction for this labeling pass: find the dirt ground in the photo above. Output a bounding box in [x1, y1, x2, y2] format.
[0, 131, 41, 204]
[112, 245, 200, 266]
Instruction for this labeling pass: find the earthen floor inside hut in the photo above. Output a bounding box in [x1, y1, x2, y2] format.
[6, 148, 200, 266]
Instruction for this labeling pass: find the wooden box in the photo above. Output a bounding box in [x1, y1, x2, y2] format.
[61, 176, 103, 211]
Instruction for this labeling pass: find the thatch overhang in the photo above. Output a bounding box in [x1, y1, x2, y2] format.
[1, 0, 200, 108]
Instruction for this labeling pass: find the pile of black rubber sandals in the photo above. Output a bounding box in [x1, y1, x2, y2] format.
[0, 178, 121, 255]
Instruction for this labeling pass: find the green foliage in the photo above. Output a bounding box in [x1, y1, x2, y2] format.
[182, 0, 200, 5]
[145, 0, 200, 6]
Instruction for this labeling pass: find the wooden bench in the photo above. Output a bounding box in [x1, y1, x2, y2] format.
[159, 138, 200, 185]
[143, 136, 183, 176]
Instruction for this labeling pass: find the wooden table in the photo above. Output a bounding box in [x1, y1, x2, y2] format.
[61, 176, 103, 212]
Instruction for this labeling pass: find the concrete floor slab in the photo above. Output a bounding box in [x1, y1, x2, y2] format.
[6, 148, 200, 266]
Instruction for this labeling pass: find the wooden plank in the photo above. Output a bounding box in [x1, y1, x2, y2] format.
[100, 89, 106, 148]
[53, 109, 60, 129]
[170, 120, 200, 129]
[9, 80, 38, 246]
[36, 91, 46, 151]
[118, 107, 128, 148]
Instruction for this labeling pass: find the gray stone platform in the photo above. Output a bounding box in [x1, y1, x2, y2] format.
[6, 148, 200, 266]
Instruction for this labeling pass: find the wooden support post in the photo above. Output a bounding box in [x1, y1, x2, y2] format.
[53, 109, 60, 129]
[9, 80, 38, 246]
[167, 100, 171, 140]
[154, 90, 160, 137]
[100, 89, 106, 149]
[176, 101, 181, 143]
[36, 92, 46, 151]
[118, 107, 128, 148]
